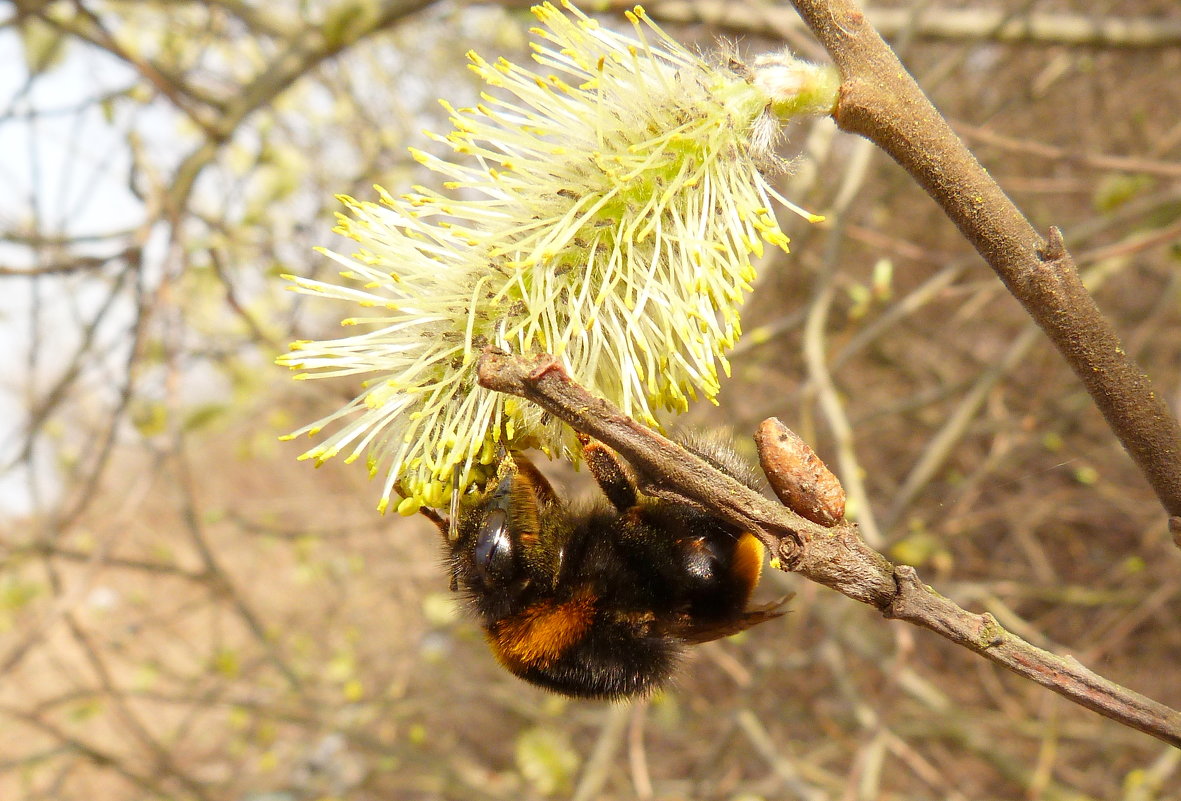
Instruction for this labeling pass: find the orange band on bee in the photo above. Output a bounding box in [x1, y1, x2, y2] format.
[731, 532, 764, 603]
[488, 592, 596, 670]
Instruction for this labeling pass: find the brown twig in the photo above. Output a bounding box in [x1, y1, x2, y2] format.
[476, 349, 1181, 748]
[788, 0, 1181, 520]
[955, 122, 1181, 181]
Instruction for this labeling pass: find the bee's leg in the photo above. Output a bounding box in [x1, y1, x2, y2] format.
[577, 433, 638, 511]
[396, 477, 449, 541]
[509, 451, 561, 510]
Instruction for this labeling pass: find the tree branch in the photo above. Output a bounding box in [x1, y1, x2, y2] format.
[635, 1, 1181, 50]
[787, 0, 1181, 520]
[477, 349, 1181, 748]
[497, 1, 1181, 49]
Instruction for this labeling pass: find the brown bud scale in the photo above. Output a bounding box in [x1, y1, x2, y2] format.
[755, 418, 846, 527]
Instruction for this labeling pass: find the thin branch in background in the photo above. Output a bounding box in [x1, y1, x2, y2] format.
[173, 433, 305, 692]
[0, 247, 136, 277]
[627, 701, 654, 800]
[956, 122, 1181, 180]
[801, 136, 883, 546]
[53, 1, 222, 133]
[634, 1, 1181, 49]
[734, 708, 821, 799]
[0, 705, 170, 798]
[882, 324, 1041, 533]
[208, 246, 283, 352]
[44, 242, 150, 534]
[1, 543, 208, 583]
[58, 610, 212, 801]
[570, 704, 630, 801]
[4, 251, 137, 472]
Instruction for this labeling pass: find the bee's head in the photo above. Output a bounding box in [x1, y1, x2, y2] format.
[444, 453, 568, 604]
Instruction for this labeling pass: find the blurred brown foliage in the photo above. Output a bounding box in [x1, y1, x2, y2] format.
[1, 1, 1180, 799]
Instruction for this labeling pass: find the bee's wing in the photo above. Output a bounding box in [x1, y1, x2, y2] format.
[669, 595, 792, 645]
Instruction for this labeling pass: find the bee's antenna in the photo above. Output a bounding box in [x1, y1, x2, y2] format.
[417, 505, 449, 538]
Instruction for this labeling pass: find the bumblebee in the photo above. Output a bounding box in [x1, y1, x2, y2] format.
[426, 433, 784, 700]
